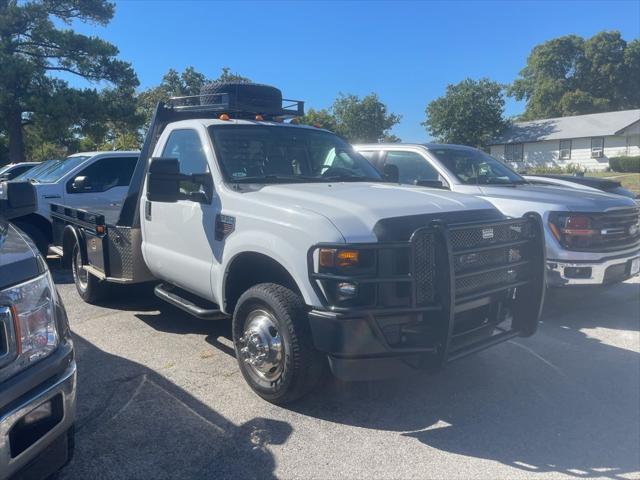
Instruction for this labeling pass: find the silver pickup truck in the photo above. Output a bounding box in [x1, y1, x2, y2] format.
[355, 143, 640, 287]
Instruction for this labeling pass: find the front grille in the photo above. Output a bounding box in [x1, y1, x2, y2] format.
[412, 217, 539, 304]
[456, 264, 526, 295]
[450, 221, 534, 250]
[590, 208, 640, 251]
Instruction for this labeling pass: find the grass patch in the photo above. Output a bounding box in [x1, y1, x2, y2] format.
[589, 172, 640, 195]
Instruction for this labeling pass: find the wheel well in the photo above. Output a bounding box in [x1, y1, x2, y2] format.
[12, 214, 52, 242]
[224, 252, 301, 313]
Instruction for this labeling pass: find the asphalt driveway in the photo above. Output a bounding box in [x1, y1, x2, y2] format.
[53, 267, 640, 480]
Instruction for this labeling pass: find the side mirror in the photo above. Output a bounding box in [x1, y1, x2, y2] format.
[0, 181, 37, 219]
[147, 157, 181, 202]
[415, 179, 449, 189]
[72, 175, 89, 191]
[383, 164, 399, 183]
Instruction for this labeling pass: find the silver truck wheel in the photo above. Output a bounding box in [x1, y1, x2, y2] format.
[71, 242, 109, 304]
[72, 245, 89, 292]
[232, 283, 326, 404]
[238, 309, 285, 381]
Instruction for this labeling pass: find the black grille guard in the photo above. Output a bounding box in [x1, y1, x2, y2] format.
[308, 213, 546, 365]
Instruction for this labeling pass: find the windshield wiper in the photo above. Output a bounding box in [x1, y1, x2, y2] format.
[232, 174, 315, 184]
[321, 175, 381, 182]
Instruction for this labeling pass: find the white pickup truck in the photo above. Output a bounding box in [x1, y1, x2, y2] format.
[355, 144, 640, 287]
[10, 151, 139, 253]
[50, 83, 545, 403]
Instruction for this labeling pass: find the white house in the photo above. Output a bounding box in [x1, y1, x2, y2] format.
[489, 109, 640, 171]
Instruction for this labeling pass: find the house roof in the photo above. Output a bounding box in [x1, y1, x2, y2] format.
[489, 109, 640, 145]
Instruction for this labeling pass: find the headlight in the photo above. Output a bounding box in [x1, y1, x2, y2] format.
[0, 272, 58, 377]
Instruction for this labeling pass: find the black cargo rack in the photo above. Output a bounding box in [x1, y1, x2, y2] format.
[165, 92, 305, 119]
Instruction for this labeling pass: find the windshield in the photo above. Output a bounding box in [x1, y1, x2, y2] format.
[429, 147, 526, 185]
[33, 156, 91, 183]
[209, 125, 382, 183]
[12, 160, 60, 181]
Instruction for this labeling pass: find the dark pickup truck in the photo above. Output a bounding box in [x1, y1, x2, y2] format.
[0, 182, 75, 480]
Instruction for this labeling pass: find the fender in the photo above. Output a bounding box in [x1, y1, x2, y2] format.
[216, 229, 325, 313]
[62, 224, 87, 267]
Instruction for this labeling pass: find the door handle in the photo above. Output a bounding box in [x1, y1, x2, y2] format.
[43, 194, 61, 199]
[145, 200, 152, 221]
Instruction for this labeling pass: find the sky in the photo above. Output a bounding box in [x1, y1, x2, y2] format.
[65, 0, 640, 142]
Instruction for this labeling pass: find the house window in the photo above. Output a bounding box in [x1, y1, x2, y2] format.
[504, 143, 524, 162]
[591, 137, 604, 158]
[559, 139, 572, 160]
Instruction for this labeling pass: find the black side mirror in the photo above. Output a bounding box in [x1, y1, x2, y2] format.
[147, 157, 181, 203]
[0, 181, 37, 219]
[415, 179, 449, 189]
[383, 164, 399, 183]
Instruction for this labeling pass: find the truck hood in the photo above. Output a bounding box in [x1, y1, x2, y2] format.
[478, 184, 637, 218]
[246, 182, 499, 242]
[0, 219, 42, 289]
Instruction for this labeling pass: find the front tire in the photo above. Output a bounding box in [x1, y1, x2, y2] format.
[72, 243, 109, 303]
[232, 283, 326, 404]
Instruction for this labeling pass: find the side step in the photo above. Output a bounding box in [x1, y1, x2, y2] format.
[154, 283, 229, 320]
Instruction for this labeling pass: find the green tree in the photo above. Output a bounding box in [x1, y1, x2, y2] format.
[0, 0, 138, 164]
[424, 78, 507, 147]
[510, 31, 640, 120]
[331, 93, 400, 143]
[299, 107, 338, 132]
[137, 66, 251, 125]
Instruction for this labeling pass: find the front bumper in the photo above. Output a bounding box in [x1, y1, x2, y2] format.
[0, 347, 76, 480]
[547, 250, 640, 286]
[307, 215, 546, 381]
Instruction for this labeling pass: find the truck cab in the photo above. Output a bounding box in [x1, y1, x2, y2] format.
[11, 151, 139, 254]
[355, 143, 640, 286]
[0, 181, 76, 480]
[51, 83, 546, 404]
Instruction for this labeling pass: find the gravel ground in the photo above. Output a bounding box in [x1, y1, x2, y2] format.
[53, 266, 640, 480]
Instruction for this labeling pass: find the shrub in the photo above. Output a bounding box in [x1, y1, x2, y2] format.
[527, 163, 587, 174]
[609, 156, 640, 173]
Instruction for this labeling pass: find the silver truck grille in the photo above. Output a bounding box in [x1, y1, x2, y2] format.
[591, 208, 640, 251]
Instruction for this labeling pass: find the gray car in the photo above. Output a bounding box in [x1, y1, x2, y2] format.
[356, 143, 640, 287]
[0, 181, 76, 479]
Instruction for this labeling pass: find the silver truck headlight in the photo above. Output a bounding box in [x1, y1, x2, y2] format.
[1, 272, 58, 370]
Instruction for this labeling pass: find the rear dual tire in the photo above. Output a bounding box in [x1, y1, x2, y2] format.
[71, 243, 109, 304]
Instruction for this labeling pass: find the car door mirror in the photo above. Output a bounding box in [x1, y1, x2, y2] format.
[383, 164, 399, 183]
[71, 175, 90, 192]
[0, 181, 37, 219]
[415, 179, 449, 189]
[147, 157, 182, 203]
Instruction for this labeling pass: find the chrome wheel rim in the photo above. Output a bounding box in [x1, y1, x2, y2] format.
[73, 248, 88, 291]
[238, 309, 284, 381]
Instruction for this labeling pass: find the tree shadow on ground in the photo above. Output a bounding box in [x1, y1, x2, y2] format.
[61, 335, 290, 480]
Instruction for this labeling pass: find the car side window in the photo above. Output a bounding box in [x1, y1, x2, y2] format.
[384, 151, 441, 184]
[162, 129, 209, 175]
[358, 150, 382, 170]
[67, 156, 137, 193]
[162, 129, 211, 199]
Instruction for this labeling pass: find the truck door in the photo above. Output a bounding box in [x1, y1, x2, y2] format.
[141, 128, 218, 300]
[63, 155, 138, 223]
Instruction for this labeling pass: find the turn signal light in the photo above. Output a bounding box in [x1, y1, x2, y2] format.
[319, 248, 360, 268]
